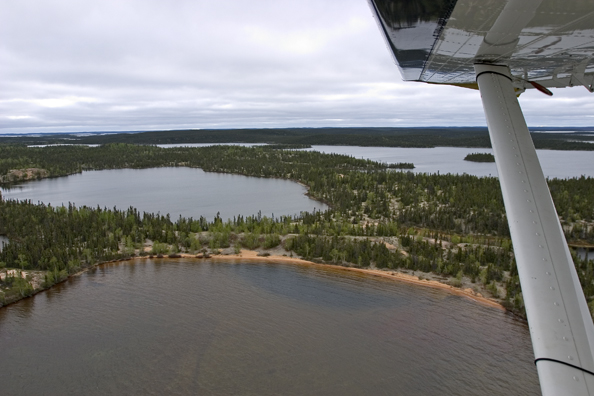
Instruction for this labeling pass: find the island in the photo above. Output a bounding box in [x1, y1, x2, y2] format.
[464, 153, 495, 162]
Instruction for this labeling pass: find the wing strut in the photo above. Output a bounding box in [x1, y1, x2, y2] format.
[475, 63, 594, 396]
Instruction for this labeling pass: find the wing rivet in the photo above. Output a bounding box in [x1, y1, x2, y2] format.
[554, 302, 559, 306]
[542, 258, 547, 261]
[550, 286, 555, 290]
[573, 376, 579, 382]
[558, 319, 564, 323]
[546, 272, 550, 275]
[536, 232, 540, 235]
[563, 336, 568, 341]
[569, 356, 574, 361]
[533, 221, 537, 224]
[527, 199, 531, 202]
[539, 245, 543, 248]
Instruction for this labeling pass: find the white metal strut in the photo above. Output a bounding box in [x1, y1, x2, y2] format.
[475, 64, 594, 395]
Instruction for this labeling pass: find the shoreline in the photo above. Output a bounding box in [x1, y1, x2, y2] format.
[1, 250, 504, 311]
[132, 250, 505, 311]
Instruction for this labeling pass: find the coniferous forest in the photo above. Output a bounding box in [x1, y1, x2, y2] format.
[464, 153, 495, 162]
[1, 144, 593, 317]
[1, 127, 593, 150]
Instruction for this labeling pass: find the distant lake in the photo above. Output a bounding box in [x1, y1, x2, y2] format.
[156, 143, 266, 148]
[306, 146, 594, 179]
[26, 143, 594, 179]
[0, 259, 540, 395]
[153, 144, 594, 179]
[0, 167, 327, 220]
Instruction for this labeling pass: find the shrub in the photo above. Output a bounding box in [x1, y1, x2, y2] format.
[241, 232, 260, 249]
[263, 234, 280, 249]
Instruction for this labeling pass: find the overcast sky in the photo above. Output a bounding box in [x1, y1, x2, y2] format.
[2, 0, 593, 134]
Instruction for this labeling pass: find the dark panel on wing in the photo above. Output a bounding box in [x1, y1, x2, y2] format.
[368, 0, 458, 81]
[368, 0, 594, 91]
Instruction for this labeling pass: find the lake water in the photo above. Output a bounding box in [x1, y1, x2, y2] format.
[22, 144, 594, 179]
[156, 143, 266, 148]
[152, 144, 594, 178]
[577, 248, 593, 261]
[0, 259, 540, 395]
[0, 167, 327, 220]
[306, 146, 594, 179]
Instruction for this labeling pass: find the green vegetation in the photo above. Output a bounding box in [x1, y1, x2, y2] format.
[264, 144, 311, 149]
[464, 153, 495, 162]
[386, 162, 415, 169]
[1, 144, 593, 318]
[2, 127, 593, 150]
[0, 144, 385, 185]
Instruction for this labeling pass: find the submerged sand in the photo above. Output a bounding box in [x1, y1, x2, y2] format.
[1, 249, 504, 311]
[135, 250, 504, 311]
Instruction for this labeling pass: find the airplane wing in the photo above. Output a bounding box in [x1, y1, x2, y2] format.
[366, 1, 594, 395]
[368, 0, 594, 92]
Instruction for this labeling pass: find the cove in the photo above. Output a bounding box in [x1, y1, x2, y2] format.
[0, 258, 540, 395]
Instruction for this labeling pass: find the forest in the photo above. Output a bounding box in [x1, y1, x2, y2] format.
[1, 127, 593, 150]
[464, 153, 495, 162]
[1, 144, 593, 316]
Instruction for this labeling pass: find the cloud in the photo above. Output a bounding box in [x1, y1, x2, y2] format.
[0, 0, 592, 134]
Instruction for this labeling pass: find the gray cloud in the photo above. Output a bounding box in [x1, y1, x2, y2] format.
[1, 0, 592, 134]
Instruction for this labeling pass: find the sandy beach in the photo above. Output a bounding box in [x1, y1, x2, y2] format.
[135, 250, 505, 311]
[0, 248, 504, 311]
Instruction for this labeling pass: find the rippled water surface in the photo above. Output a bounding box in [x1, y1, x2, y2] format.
[0, 259, 540, 395]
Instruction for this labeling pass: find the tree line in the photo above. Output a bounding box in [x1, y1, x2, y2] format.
[1, 144, 593, 315]
[1, 144, 592, 242]
[1, 127, 593, 150]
